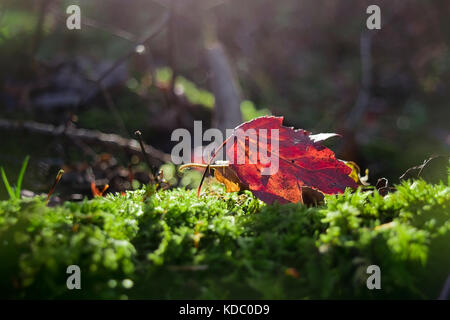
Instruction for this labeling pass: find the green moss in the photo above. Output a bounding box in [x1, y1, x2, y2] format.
[0, 178, 449, 299]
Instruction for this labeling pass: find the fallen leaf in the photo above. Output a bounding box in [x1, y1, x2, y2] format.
[343, 160, 369, 186]
[301, 186, 325, 206]
[213, 164, 248, 192]
[375, 177, 396, 196]
[203, 116, 358, 204]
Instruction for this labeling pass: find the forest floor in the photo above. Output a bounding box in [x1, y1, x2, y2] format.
[0, 175, 449, 299]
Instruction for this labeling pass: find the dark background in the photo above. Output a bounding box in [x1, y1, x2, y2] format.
[0, 0, 449, 199]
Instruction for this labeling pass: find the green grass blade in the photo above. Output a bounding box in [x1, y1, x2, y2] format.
[15, 155, 30, 198]
[1, 167, 15, 200]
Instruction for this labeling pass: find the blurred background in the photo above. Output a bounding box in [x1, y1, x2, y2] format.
[0, 0, 449, 200]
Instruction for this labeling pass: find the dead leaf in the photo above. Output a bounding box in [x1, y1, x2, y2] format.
[217, 116, 358, 204]
[343, 160, 370, 186]
[213, 165, 248, 192]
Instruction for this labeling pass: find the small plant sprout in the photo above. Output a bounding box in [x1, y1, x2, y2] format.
[0, 155, 30, 200]
[46, 169, 65, 205]
[134, 130, 157, 184]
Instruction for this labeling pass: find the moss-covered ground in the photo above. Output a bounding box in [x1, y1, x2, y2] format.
[0, 177, 449, 299]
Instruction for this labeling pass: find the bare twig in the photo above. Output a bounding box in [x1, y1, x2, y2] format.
[49, 6, 136, 42]
[399, 155, 442, 180]
[0, 118, 172, 167]
[77, 15, 137, 42]
[75, 11, 170, 133]
[96, 11, 170, 85]
[134, 130, 157, 182]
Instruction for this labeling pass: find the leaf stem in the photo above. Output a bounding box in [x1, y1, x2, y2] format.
[46, 169, 64, 206]
[196, 134, 234, 197]
[134, 130, 156, 183]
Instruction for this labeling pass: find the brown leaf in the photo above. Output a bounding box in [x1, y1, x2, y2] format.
[213, 166, 248, 193]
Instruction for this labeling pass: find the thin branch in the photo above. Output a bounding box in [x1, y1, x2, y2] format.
[0, 118, 172, 167]
[73, 11, 170, 131]
[65, 12, 170, 143]
[134, 130, 157, 182]
[96, 11, 170, 85]
[49, 6, 136, 42]
[78, 15, 137, 42]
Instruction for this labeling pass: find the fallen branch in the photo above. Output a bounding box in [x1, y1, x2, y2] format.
[0, 118, 172, 166]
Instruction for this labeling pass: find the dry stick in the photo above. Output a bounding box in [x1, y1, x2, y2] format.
[49, 6, 136, 42]
[96, 11, 170, 85]
[0, 118, 171, 167]
[45, 10, 169, 161]
[46, 169, 64, 205]
[73, 10, 170, 133]
[399, 155, 441, 180]
[134, 130, 157, 183]
[81, 9, 166, 136]
[77, 15, 136, 42]
[48, 7, 137, 137]
[77, 11, 170, 142]
[49, 5, 168, 81]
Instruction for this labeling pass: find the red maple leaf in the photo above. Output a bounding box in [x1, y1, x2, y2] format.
[202, 116, 357, 204]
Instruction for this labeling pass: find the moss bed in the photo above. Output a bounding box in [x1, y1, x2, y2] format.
[0, 178, 449, 299]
